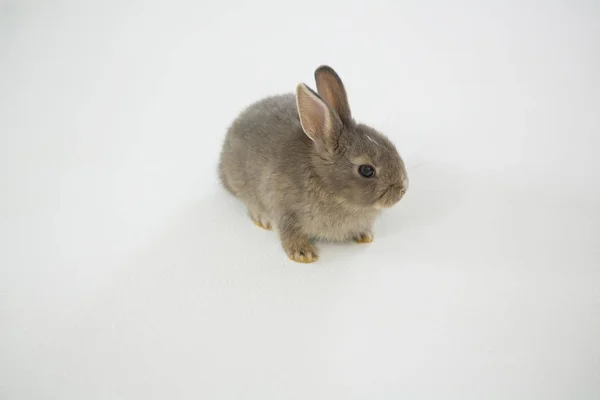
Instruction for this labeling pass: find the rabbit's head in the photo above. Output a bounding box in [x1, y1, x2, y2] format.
[296, 66, 408, 209]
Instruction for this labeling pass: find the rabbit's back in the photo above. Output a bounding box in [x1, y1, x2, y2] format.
[219, 94, 309, 203]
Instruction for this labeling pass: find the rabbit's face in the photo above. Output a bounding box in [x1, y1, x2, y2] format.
[296, 65, 408, 210]
[314, 124, 408, 209]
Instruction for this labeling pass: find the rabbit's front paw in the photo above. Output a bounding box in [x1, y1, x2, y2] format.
[353, 231, 374, 244]
[285, 240, 319, 263]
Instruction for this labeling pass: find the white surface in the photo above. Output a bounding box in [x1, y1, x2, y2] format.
[1, 1, 599, 399]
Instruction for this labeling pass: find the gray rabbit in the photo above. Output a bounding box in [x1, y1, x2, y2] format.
[219, 66, 408, 263]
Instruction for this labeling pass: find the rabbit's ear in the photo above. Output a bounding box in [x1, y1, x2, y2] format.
[296, 83, 342, 152]
[314, 65, 352, 126]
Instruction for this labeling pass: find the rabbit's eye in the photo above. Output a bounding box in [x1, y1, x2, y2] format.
[358, 165, 375, 178]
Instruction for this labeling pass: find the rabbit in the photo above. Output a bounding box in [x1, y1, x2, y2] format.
[219, 65, 408, 263]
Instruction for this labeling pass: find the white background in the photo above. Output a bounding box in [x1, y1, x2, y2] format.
[1, 0, 599, 398]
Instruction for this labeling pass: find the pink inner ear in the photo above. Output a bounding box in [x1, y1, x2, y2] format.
[297, 84, 330, 142]
[312, 101, 327, 134]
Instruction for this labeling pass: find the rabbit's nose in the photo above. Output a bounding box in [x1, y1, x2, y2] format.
[391, 183, 405, 197]
[376, 184, 405, 208]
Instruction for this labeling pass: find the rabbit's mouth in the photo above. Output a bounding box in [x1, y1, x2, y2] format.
[375, 184, 406, 209]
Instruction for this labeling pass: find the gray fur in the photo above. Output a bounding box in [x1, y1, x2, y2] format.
[218, 66, 408, 262]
